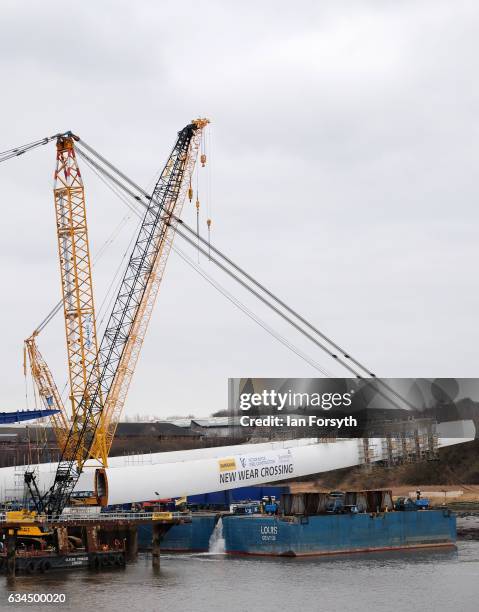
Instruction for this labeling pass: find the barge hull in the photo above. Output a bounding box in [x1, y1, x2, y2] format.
[138, 514, 218, 552]
[222, 509, 456, 557]
[0, 551, 125, 574]
[225, 541, 455, 557]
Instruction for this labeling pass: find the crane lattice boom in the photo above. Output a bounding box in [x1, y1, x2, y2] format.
[53, 135, 102, 462]
[24, 334, 70, 454]
[90, 121, 207, 460]
[26, 119, 207, 516]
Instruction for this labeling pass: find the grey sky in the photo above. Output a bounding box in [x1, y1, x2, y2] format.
[1, 1, 479, 419]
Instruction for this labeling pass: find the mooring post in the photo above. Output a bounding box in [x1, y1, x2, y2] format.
[85, 526, 99, 552]
[126, 525, 138, 562]
[56, 526, 70, 554]
[6, 529, 17, 578]
[152, 523, 161, 570]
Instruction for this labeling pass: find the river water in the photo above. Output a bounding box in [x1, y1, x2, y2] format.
[1, 542, 478, 612]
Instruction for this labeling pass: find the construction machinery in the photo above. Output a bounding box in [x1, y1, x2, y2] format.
[23, 336, 69, 454]
[52, 133, 103, 462]
[2, 119, 465, 522]
[23, 119, 208, 517]
[23, 132, 103, 463]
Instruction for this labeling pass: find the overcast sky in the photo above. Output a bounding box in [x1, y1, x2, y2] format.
[1, 1, 479, 419]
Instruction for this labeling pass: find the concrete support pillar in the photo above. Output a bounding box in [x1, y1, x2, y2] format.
[126, 526, 138, 562]
[152, 523, 161, 570]
[6, 530, 16, 577]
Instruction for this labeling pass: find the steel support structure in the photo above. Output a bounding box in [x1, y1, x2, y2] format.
[90, 121, 206, 459]
[24, 335, 70, 454]
[30, 120, 207, 517]
[53, 135, 102, 462]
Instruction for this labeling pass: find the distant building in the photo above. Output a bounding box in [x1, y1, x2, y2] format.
[115, 422, 201, 441]
[186, 417, 253, 438]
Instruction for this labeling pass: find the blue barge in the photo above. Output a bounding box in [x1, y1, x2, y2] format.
[138, 513, 219, 552]
[221, 509, 456, 557]
[137, 485, 286, 552]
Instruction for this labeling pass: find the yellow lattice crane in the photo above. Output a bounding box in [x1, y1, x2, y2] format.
[23, 333, 69, 455]
[25, 133, 102, 464]
[53, 135, 102, 438]
[24, 120, 209, 514]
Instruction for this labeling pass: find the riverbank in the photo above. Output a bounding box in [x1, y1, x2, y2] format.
[289, 481, 479, 503]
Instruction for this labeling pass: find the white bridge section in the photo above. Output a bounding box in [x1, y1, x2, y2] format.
[0, 420, 475, 505]
[103, 420, 475, 504]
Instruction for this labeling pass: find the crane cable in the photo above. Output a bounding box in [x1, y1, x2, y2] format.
[75, 139, 373, 374]
[0, 133, 417, 411]
[206, 126, 213, 258]
[0, 132, 134, 335]
[74, 143, 418, 413]
[173, 247, 332, 376]
[77, 149, 332, 375]
[75, 140, 423, 413]
[0, 133, 66, 164]
[75, 145, 357, 374]
[33, 210, 135, 335]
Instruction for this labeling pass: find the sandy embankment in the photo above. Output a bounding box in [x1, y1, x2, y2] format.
[288, 482, 479, 502]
